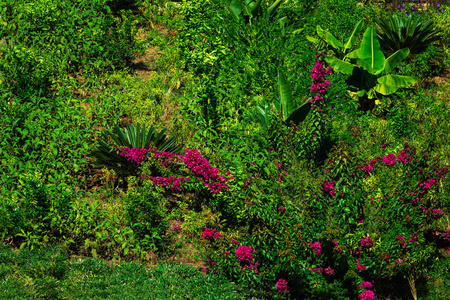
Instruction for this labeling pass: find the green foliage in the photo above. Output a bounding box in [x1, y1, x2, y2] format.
[123, 182, 168, 250]
[376, 13, 441, 57]
[329, 26, 418, 104]
[0, 244, 247, 299]
[91, 122, 182, 177]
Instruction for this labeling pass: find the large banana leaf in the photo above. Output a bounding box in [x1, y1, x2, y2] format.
[344, 19, 363, 50]
[286, 99, 311, 125]
[277, 70, 294, 121]
[229, 0, 243, 20]
[265, 0, 284, 20]
[359, 26, 385, 74]
[256, 103, 270, 131]
[384, 48, 409, 74]
[374, 75, 417, 95]
[328, 57, 355, 75]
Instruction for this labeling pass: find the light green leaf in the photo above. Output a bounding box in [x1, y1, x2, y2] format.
[344, 19, 363, 50]
[374, 75, 418, 95]
[328, 58, 355, 75]
[384, 48, 410, 74]
[360, 26, 385, 73]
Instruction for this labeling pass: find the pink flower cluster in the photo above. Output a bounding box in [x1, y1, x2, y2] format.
[382, 153, 397, 166]
[308, 241, 321, 256]
[276, 278, 289, 295]
[202, 228, 222, 240]
[309, 267, 323, 273]
[356, 258, 366, 272]
[358, 281, 373, 290]
[149, 176, 188, 191]
[168, 220, 182, 233]
[323, 181, 335, 197]
[396, 235, 406, 247]
[398, 148, 413, 164]
[150, 148, 181, 167]
[310, 53, 332, 104]
[431, 209, 444, 219]
[361, 237, 374, 248]
[235, 245, 255, 261]
[117, 146, 150, 164]
[422, 178, 436, 190]
[359, 289, 375, 300]
[325, 266, 335, 275]
[332, 240, 342, 253]
[361, 159, 377, 173]
[183, 148, 233, 194]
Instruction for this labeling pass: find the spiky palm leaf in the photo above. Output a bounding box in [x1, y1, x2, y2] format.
[376, 14, 440, 56]
[91, 123, 182, 176]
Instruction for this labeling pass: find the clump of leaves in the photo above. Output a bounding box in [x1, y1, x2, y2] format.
[91, 123, 182, 177]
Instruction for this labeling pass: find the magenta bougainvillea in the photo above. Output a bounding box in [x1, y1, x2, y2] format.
[382, 153, 397, 166]
[235, 245, 255, 261]
[358, 281, 373, 290]
[276, 278, 289, 295]
[310, 53, 332, 104]
[308, 241, 322, 256]
[116, 146, 150, 164]
[359, 289, 376, 300]
[202, 228, 222, 240]
[361, 237, 374, 248]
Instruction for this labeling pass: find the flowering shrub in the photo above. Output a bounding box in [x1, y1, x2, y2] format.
[360, 237, 374, 248]
[359, 289, 375, 300]
[276, 278, 289, 295]
[310, 53, 332, 104]
[117, 146, 150, 164]
[382, 153, 397, 166]
[235, 245, 255, 262]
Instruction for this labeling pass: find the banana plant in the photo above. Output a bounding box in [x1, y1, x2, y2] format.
[327, 26, 418, 100]
[224, 0, 285, 23]
[307, 19, 364, 60]
[256, 70, 311, 131]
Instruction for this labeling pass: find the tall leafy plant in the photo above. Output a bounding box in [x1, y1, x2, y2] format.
[307, 19, 364, 59]
[376, 13, 440, 56]
[256, 70, 311, 131]
[224, 0, 285, 22]
[328, 26, 418, 102]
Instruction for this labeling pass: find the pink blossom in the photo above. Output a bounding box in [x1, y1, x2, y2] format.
[276, 278, 289, 294]
[358, 281, 373, 289]
[308, 242, 321, 256]
[361, 237, 374, 248]
[382, 154, 397, 166]
[359, 289, 375, 300]
[325, 266, 335, 275]
[235, 245, 255, 261]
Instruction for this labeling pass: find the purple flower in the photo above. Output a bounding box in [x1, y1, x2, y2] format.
[325, 266, 335, 275]
[358, 281, 373, 290]
[423, 178, 436, 190]
[396, 235, 406, 247]
[359, 289, 375, 300]
[276, 279, 289, 294]
[118, 147, 150, 163]
[323, 181, 335, 197]
[432, 209, 444, 219]
[382, 154, 397, 166]
[235, 245, 255, 261]
[361, 237, 374, 248]
[202, 228, 216, 240]
[308, 241, 321, 256]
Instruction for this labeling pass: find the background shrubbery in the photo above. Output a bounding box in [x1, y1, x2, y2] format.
[2, 0, 450, 299]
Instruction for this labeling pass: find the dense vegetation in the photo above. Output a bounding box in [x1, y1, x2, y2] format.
[1, 0, 450, 299]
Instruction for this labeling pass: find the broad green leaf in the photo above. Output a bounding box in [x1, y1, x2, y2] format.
[256, 105, 270, 131]
[325, 32, 343, 49]
[346, 48, 360, 58]
[360, 26, 385, 73]
[247, 0, 262, 14]
[384, 48, 409, 74]
[266, 0, 284, 20]
[344, 19, 363, 50]
[306, 36, 319, 44]
[229, 0, 243, 20]
[328, 58, 355, 75]
[286, 99, 311, 125]
[374, 75, 418, 95]
[278, 70, 294, 121]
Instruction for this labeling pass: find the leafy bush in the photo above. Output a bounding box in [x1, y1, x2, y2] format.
[376, 13, 441, 57]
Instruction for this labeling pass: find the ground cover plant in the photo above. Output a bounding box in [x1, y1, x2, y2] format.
[1, 0, 450, 299]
